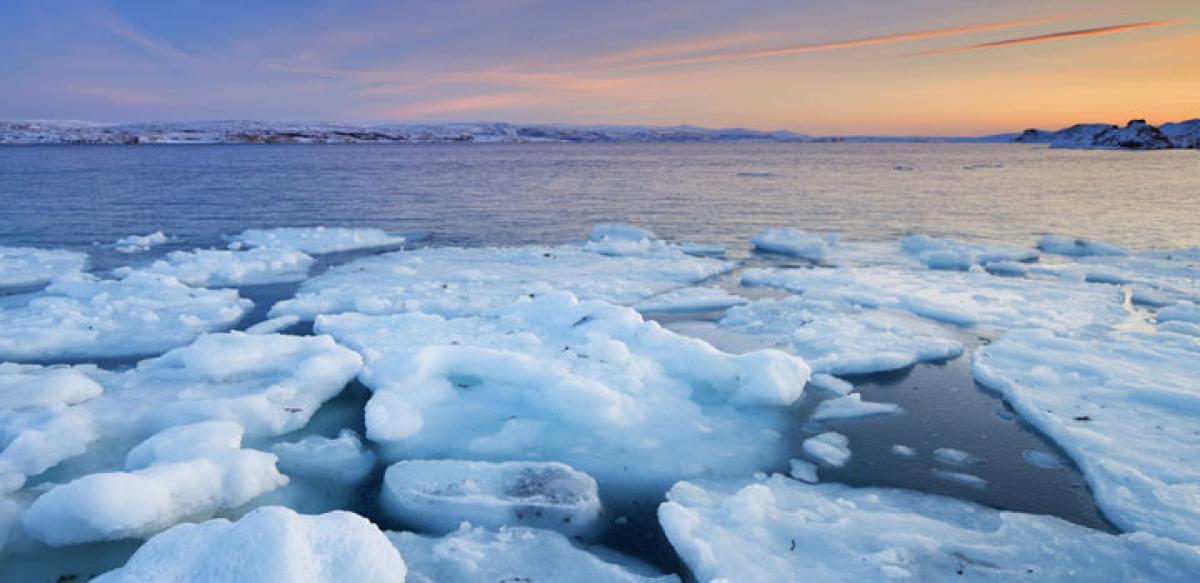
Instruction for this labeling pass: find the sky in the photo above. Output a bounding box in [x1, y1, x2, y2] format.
[0, 0, 1196, 135]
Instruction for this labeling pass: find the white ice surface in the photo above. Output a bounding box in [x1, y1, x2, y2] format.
[633, 287, 747, 313]
[381, 460, 601, 536]
[659, 477, 1200, 583]
[389, 523, 677, 583]
[113, 232, 168, 254]
[752, 228, 837, 260]
[95, 506, 406, 582]
[316, 292, 808, 488]
[22, 421, 287, 545]
[271, 429, 376, 485]
[932, 447, 983, 467]
[900, 235, 1037, 270]
[0, 247, 87, 289]
[0, 273, 251, 361]
[272, 245, 730, 321]
[807, 373, 854, 396]
[742, 265, 1126, 331]
[974, 328, 1200, 543]
[1038, 234, 1128, 257]
[232, 226, 405, 254]
[801, 432, 850, 467]
[811, 393, 900, 422]
[118, 247, 314, 287]
[717, 296, 963, 375]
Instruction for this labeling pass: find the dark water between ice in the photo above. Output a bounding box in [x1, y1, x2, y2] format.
[1, 142, 1193, 580]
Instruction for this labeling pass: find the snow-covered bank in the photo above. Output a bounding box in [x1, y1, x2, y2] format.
[1015, 118, 1200, 150]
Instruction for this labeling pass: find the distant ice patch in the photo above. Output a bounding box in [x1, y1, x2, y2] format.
[900, 234, 1037, 271]
[231, 226, 405, 254]
[1038, 234, 1128, 257]
[116, 246, 314, 287]
[113, 232, 168, 254]
[801, 432, 851, 467]
[811, 393, 900, 422]
[752, 228, 837, 260]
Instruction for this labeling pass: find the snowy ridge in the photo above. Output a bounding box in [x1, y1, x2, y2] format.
[1014, 118, 1200, 150]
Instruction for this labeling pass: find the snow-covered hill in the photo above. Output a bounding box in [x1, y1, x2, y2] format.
[1014, 118, 1199, 150]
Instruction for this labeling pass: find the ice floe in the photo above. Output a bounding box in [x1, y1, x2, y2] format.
[389, 523, 676, 583]
[315, 292, 808, 487]
[974, 328, 1200, 543]
[0, 273, 251, 361]
[742, 265, 1126, 331]
[94, 506, 406, 582]
[752, 228, 837, 260]
[715, 296, 963, 375]
[381, 460, 600, 536]
[932, 447, 983, 467]
[788, 459, 818, 483]
[1038, 234, 1128, 257]
[113, 232, 168, 254]
[931, 469, 987, 489]
[811, 393, 900, 422]
[117, 247, 314, 287]
[633, 286, 746, 313]
[659, 477, 1200, 583]
[272, 430, 376, 485]
[231, 226, 405, 254]
[801, 432, 851, 467]
[0, 246, 87, 290]
[23, 421, 287, 545]
[900, 234, 1037, 270]
[272, 244, 730, 321]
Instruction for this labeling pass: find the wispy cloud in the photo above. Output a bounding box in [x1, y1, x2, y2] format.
[618, 15, 1079, 69]
[90, 6, 206, 68]
[910, 19, 1183, 56]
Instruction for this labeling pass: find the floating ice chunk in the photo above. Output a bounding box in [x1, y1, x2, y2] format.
[931, 469, 987, 489]
[272, 430, 376, 485]
[589, 223, 656, 243]
[659, 478, 1200, 583]
[742, 265, 1125, 332]
[1132, 285, 1175, 307]
[891, 444, 917, 457]
[900, 235, 1037, 270]
[0, 246, 87, 289]
[1159, 303, 1199, 325]
[23, 422, 287, 545]
[272, 245, 730, 320]
[752, 228, 837, 260]
[245, 314, 302, 334]
[113, 232, 168, 254]
[94, 506, 406, 582]
[389, 523, 676, 583]
[232, 226, 405, 254]
[0, 363, 102, 411]
[381, 460, 601, 536]
[118, 247, 314, 287]
[802, 432, 850, 467]
[788, 459, 818, 483]
[678, 242, 725, 257]
[1038, 234, 1128, 257]
[0, 273, 251, 361]
[0, 364, 102, 493]
[634, 287, 747, 313]
[974, 328, 1200, 543]
[932, 447, 983, 467]
[808, 373, 853, 396]
[812, 393, 900, 422]
[316, 292, 807, 487]
[718, 296, 963, 375]
[1022, 449, 1068, 469]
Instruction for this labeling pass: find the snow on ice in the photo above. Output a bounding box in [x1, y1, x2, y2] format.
[231, 226, 406, 254]
[0, 246, 87, 289]
[117, 246, 314, 287]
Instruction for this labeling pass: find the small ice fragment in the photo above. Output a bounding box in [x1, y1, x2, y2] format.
[589, 223, 657, 243]
[114, 231, 168, 254]
[932, 447, 983, 467]
[931, 468, 987, 489]
[271, 429, 376, 484]
[752, 228, 837, 260]
[788, 459, 818, 483]
[117, 246, 314, 287]
[808, 373, 853, 396]
[381, 459, 602, 536]
[802, 432, 851, 467]
[1023, 449, 1068, 469]
[245, 314, 302, 335]
[1037, 234, 1128, 257]
[232, 226, 405, 254]
[634, 287, 747, 313]
[811, 393, 900, 422]
[891, 444, 916, 457]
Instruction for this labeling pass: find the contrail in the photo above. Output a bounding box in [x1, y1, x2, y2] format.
[910, 19, 1181, 56]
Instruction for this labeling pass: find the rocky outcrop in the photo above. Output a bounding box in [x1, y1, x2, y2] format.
[1015, 118, 1197, 150]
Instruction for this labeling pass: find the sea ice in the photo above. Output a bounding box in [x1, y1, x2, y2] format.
[22, 421, 287, 545]
[891, 444, 917, 457]
[1038, 234, 1128, 257]
[801, 432, 851, 467]
[232, 226, 405, 254]
[389, 523, 677, 583]
[245, 314, 302, 335]
[807, 373, 853, 396]
[752, 228, 837, 260]
[974, 328, 1200, 543]
[788, 459, 818, 483]
[931, 469, 987, 489]
[716, 296, 963, 375]
[0, 273, 251, 361]
[0, 246, 87, 289]
[932, 447, 983, 467]
[113, 232, 168, 254]
[315, 292, 808, 488]
[117, 247, 314, 287]
[381, 460, 601, 536]
[1022, 449, 1068, 469]
[271, 429, 376, 485]
[272, 244, 730, 321]
[900, 234, 1037, 270]
[659, 477, 1200, 582]
[742, 265, 1125, 331]
[811, 393, 900, 422]
[94, 506, 406, 582]
[633, 287, 747, 313]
